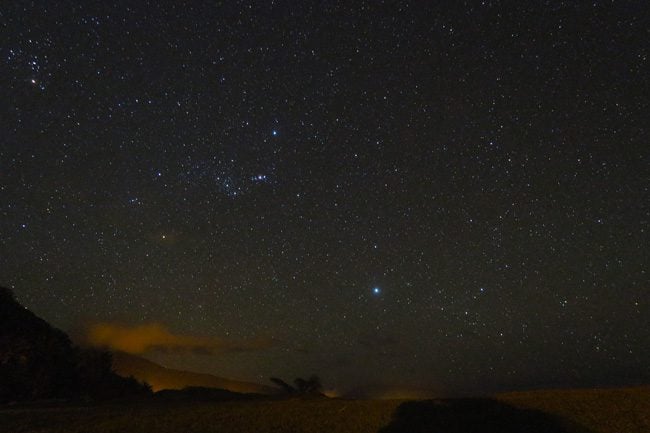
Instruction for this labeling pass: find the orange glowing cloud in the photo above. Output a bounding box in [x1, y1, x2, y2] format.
[87, 322, 276, 355]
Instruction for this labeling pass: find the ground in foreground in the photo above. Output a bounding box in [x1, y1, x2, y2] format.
[0, 386, 647, 433]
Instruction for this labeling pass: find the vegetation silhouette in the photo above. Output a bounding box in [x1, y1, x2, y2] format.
[0, 287, 151, 403]
[378, 398, 595, 433]
[269, 375, 323, 396]
[269, 377, 296, 394]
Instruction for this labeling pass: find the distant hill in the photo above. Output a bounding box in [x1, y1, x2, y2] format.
[153, 386, 265, 402]
[112, 351, 277, 395]
[0, 287, 150, 403]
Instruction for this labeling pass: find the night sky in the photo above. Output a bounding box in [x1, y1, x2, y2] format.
[1, 1, 648, 396]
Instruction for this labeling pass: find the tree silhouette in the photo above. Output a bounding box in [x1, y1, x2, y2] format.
[295, 375, 322, 394]
[270, 375, 323, 396]
[269, 377, 296, 394]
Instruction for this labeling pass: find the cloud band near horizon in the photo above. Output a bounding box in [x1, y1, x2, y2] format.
[86, 322, 276, 355]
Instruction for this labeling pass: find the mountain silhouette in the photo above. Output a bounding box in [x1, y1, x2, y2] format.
[112, 351, 276, 394]
[0, 287, 150, 402]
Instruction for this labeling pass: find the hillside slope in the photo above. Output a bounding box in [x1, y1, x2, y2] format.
[112, 351, 276, 394]
[0, 287, 149, 402]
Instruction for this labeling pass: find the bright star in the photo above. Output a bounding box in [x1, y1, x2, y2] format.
[372, 287, 381, 295]
[271, 130, 278, 136]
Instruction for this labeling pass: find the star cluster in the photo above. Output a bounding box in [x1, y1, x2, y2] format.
[1, 1, 648, 394]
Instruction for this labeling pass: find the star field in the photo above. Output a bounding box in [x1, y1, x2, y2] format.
[1, 1, 648, 394]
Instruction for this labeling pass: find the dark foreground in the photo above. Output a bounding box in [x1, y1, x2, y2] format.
[0, 386, 647, 433]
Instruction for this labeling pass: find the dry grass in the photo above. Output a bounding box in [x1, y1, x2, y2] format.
[1, 386, 648, 433]
[0, 398, 401, 433]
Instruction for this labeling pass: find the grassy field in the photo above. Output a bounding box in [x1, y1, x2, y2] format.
[0, 386, 647, 433]
[0, 399, 399, 433]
